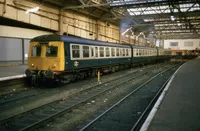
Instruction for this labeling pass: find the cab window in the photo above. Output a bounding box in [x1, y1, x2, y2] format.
[32, 46, 41, 56]
[46, 46, 58, 57]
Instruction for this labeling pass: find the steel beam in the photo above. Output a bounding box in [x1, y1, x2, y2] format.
[110, 0, 195, 8]
[126, 11, 200, 19]
[63, 3, 109, 9]
[79, 0, 86, 5]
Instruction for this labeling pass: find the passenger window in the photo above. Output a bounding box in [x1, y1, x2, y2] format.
[95, 47, 98, 57]
[139, 50, 142, 56]
[83, 46, 89, 58]
[90, 47, 94, 57]
[46, 46, 58, 57]
[111, 48, 115, 57]
[106, 47, 110, 57]
[120, 48, 123, 56]
[100, 47, 104, 57]
[32, 46, 41, 56]
[128, 49, 131, 56]
[122, 49, 125, 56]
[72, 45, 80, 58]
[126, 49, 128, 56]
[116, 48, 119, 56]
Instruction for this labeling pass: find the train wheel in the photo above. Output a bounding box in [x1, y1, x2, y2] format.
[80, 73, 85, 80]
[70, 75, 76, 82]
[111, 66, 116, 73]
[31, 75, 39, 87]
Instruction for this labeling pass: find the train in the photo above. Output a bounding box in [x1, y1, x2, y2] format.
[25, 34, 171, 86]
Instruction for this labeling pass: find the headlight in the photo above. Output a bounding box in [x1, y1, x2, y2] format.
[52, 64, 56, 68]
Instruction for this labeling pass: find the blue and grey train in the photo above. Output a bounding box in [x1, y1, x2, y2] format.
[25, 34, 171, 85]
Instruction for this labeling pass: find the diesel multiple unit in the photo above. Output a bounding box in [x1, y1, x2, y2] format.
[25, 34, 171, 85]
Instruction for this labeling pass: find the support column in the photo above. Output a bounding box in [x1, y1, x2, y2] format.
[156, 39, 161, 47]
[136, 35, 139, 46]
[59, 9, 63, 35]
[129, 32, 131, 44]
[22, 39, 25, 65]
[95, 20, 99, 40]
[3, 0, 7, 15]
[161, 38, 164, 48]
[133, 35, 136, 45]
[119, 31, 121, 43]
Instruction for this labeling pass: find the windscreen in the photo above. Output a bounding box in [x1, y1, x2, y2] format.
[31, 46, 41, 56]
[46, 46, 58, 57]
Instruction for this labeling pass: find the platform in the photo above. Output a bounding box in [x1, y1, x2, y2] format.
[140, 57, 200, 131]
[0, 65, 27, 81]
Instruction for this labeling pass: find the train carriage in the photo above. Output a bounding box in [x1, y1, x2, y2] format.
[132, 46, 157, 65]
[65, 37, 132, 73]
[157, 48, 172, 61]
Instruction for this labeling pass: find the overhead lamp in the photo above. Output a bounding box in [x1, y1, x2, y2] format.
[170, 15, 175, 21]
[25, 7, 39, 14]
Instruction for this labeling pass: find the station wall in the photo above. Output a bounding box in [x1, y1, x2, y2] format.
[0, 0, 136, 43]
[0, 38, 22, 62]
[0, 25, 52, 64]
[0, 25, 52, 39]
[0, 0, 149, 64]
[164, 39, 200, 50]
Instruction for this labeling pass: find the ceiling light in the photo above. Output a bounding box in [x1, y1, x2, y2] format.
[170, 16, 175, 21]
[25, 7, 39, 14]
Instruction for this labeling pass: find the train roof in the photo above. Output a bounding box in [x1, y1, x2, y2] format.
[31, 34, 130, 48]
[131, 45, 155, 49]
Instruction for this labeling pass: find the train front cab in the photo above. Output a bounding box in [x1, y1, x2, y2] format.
[26, 41, 65, 82]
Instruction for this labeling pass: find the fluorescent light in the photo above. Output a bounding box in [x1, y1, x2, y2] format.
[25, 7, 39, 14]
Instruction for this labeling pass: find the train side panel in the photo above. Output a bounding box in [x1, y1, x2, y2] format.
[65, 43, 132, 71]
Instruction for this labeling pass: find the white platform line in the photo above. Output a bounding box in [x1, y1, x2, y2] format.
[139, 63, 186, 131]
[0, 74, 26, 82]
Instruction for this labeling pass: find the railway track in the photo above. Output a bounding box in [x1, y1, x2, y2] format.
[79, 64, 180, 131]
[0, 78, 28, 96]
[0, 63, 168, 131]
[36, 63, 180, 131]
[0, 64, 156, 121]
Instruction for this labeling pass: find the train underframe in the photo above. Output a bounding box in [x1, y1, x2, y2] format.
[25, 58, 169, 87]
[25, 63, 132, 87]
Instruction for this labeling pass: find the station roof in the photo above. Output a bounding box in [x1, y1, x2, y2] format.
[31, 0, 200, 39]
